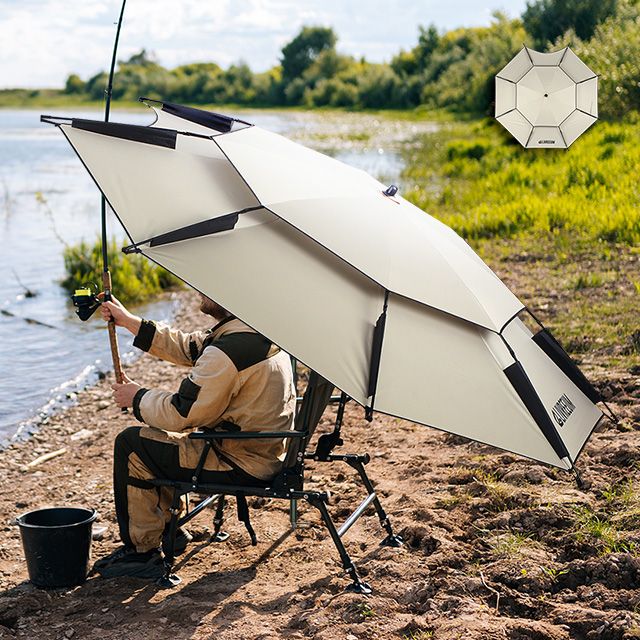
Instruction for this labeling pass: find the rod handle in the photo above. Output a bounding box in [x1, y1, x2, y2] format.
[102, 271, 127, 413]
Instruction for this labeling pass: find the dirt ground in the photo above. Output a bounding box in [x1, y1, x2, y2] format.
[1, 253, 639, 640]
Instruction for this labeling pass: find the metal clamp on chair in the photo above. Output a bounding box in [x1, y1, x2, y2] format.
[151, 370, 402, 593]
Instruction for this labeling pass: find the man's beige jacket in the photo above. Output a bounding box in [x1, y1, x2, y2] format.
[131, 316, 296, 480]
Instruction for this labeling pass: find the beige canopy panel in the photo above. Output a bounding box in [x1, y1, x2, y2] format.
[41, 101, 606, 470]
[495, 47, 598, 148]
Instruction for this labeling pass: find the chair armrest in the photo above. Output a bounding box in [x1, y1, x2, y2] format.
[188, 430, 306, 440]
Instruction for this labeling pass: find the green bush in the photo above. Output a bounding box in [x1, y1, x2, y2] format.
[61, 237, 183, 305]
[446, 139, 492, 161]
[523, 0, 618, 49]
[403, 120, 640, 244]
[554, 0, 640, 119]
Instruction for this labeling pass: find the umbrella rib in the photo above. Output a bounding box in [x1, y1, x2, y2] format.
[40, 115, 73, 126]
[524, 128, 534, 147]
[212, 137, 264, 205]
[498, 309, 524, 335]
[496, 107, 516, 118]
[503, 360, 573, 465]
[515, 108, 534, 129]
[558, 127, 568, 147]
[575, 76, 598, 84]
[559, 47, 569, 65]
[557, 109, 574, 131]
[141, 97, 253, 133]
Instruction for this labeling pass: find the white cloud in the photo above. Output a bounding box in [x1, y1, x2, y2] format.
[0, 0, 528, 89]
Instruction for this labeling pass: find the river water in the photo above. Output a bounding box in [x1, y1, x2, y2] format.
[0, 107, 431, 443]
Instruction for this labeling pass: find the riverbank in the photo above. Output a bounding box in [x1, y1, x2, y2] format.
[0, 240, 638, 639]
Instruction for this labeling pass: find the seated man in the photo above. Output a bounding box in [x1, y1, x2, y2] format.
[94, 292, 296, 578]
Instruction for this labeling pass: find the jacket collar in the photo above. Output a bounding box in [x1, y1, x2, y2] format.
[209, 316, 252, 339]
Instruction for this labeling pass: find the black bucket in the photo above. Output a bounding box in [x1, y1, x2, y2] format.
[17, 507, 98, 588]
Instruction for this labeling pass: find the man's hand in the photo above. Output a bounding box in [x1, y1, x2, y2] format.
[99, 293, 142, 336]
[111, 372, 142, 409]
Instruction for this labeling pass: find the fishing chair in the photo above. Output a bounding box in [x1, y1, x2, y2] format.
[151, 370, 402, 593]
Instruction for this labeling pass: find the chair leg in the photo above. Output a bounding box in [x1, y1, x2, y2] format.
[348, 458, 403, 548]
[157, 488, 182, 588]
[211, 495, 229, 542]
[305, 493, 371, 595]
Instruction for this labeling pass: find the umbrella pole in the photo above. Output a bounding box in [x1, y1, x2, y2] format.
[101, 0, 127, 385]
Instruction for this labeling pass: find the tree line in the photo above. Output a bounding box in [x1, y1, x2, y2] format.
[63, 0, 639, 119]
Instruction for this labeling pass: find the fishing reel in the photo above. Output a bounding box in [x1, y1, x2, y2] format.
[71, 285, 101, 321]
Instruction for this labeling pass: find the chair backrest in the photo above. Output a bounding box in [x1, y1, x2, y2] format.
[282, 370, 334, 470]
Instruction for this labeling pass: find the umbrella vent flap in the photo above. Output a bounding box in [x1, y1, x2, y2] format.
[141, 97, 252, 133]
[122, 206, 266, 254]
[72, 119, 177, 149]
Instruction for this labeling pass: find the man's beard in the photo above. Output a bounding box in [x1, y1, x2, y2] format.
[199, 295, 230, 320]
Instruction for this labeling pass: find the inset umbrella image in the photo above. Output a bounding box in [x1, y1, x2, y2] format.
[495, 46, 598, 148]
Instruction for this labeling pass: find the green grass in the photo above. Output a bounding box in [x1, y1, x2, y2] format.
[345, 601, 377, 620]
[574, 505, 638, 555]
[402, 119, 640, 245]
[62, 237, 183, 305]
[472, 469, 522, 512]
[540, 566, 569, 581]
[602, 479, 640, 530]
[486, 531, 538, 558]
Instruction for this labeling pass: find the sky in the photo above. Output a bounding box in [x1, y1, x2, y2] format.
[0, 0, 529, 89]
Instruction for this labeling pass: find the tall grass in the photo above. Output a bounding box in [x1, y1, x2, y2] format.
[62, 238, 183, 305]
[403, 120, 640, 245]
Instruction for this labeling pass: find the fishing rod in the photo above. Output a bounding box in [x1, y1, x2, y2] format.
[101, 0, 127, 385]
[73, 1, 128, 387]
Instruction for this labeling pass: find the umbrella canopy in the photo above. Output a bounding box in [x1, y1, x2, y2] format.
[495, 46, 598, 148]
[42, 101, 604, 469]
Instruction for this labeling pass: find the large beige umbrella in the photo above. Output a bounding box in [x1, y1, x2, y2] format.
[495, 46, 598, 148]
[41, 100, 606, 472]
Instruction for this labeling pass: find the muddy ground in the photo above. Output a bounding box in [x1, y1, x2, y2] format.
[0, 246, 639, 640]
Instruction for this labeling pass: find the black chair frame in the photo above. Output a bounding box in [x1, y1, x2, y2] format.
[151, 370, 402, 593]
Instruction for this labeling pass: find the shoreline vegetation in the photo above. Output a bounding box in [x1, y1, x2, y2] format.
[62, 238, 183, 305]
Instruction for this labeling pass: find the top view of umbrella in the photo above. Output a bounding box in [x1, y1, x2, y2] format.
[495, 46, 598, 148]
[41, 100, 607, 473]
